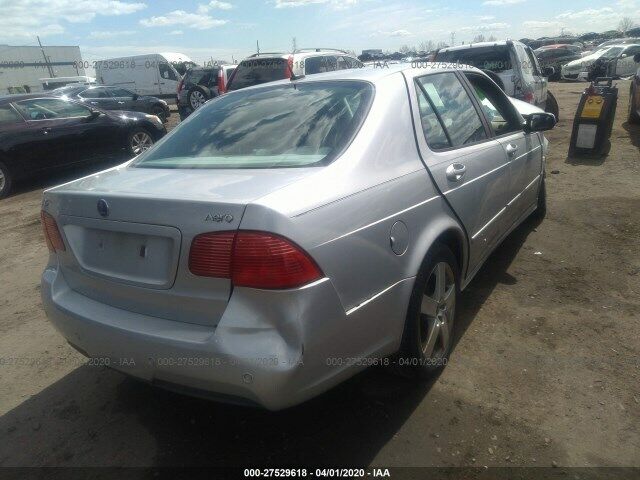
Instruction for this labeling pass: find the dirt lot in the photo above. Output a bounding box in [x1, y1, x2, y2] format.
[0, 82, 639, 473]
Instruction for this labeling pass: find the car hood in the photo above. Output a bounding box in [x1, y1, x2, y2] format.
[565, 50, 608, 67]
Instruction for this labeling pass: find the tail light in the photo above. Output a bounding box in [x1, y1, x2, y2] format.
[41, 211, 65, 253]
[523, 91, 535, 104]
[176, 77, 184, 94]
[217, 68, 226, 94]
[189, 231, 322, 289]
[286, 55, 294, 79]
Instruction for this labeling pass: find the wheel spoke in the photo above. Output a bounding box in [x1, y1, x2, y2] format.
[421, 294, 438, 317]
[422, 320, 440, 358]
[434, 263, 446, 301]
[440, 315, 450, 349]
[443, 284, 455, 311]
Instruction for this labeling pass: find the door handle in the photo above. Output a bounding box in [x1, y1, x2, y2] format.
[505, 143, 519, 156]
[42, 128, 51, 135]
[446, 163, 467, 182]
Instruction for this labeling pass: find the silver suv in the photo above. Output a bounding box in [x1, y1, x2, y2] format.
[226, 48, 364, 91]
[435, 40, 559, 120]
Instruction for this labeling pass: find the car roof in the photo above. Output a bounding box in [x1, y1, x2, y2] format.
[0, 93, 58, 104]
[438, 41, 515, 52]
[233, 62, 482, 91]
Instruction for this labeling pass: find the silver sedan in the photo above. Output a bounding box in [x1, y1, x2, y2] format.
[40, 64, 555, 410]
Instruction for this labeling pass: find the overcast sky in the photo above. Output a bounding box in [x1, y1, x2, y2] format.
[0, 0, 638, 64]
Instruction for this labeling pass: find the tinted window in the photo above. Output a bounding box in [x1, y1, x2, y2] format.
[159, 63, 178, 81]
[305, 56, 338, 74]
[80, 88, 110, 98]
[0, 105, 22, 125]
[436, 46, 512, 72]
[227, 58, 288, 91]
[109, 88, 135, 97]
[465, 73, 522, 136]
[15, 98, 91, 120]
[186, 69, 214, 86]
[134, 81, 373, 169]
[415, 73, 487, 148]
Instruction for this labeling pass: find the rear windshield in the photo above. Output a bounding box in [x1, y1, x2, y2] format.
[435, 46, 513, 72]
[133, 81, 373, 169]
[226, 58, 288, 91]
[186, 69, 214, 86]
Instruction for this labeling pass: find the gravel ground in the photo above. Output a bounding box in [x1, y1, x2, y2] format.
[0, 82, 638, 472]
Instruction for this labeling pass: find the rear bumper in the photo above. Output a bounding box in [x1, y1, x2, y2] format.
[41, 266, 412, 410]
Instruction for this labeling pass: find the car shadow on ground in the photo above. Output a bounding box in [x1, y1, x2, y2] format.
[622, 121, 640, 149]
[0, 215, 542, 469]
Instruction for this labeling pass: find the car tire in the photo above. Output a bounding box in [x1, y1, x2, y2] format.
[127, 128, 155, 156]
[188, 86, 209, 110]
[397, 243, 459, 379]
[0, 161, 12, 199]
[533, 174, 547, 220]
[545, 91, 559, 122]
[628, 85, 640, 124]
[151, 105, 167, 123]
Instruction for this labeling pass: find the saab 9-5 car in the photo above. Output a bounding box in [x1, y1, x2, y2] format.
[40, 64, 555, 410]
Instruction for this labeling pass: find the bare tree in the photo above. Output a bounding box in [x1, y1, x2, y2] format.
[436, 41, 448, 49]
[473, 34, 486, 43]
[488, 35, 497, 41]
[399, 44, 412, 54]
[418, 40, 435, 52]
[619, 17, 635, 35]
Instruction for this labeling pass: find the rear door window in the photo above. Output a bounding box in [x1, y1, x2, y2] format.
[305, 56, 338, 74]
[435, 46, 512, 72]
[0, 105, 23, 125]
[226, 58, 288, 91]
[80, 88, 110, 98]
[134, 81, 373, 169]
[415, 72, 487, 148]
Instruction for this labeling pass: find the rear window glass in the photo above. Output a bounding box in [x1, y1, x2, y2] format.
[435, 46, 513, 72]
[134, 81, 373, 169]
[227, 58, 288, 91]
[186, 69, 214, 86]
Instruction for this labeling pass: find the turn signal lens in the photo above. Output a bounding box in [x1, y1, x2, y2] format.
[189, 231, 323, 289]
[41, 211, 66, 253]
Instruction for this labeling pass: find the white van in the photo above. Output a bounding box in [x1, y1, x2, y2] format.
[95, 53, 194, 99]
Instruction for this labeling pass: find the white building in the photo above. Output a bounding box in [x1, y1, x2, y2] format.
[0, 44, 86, 94]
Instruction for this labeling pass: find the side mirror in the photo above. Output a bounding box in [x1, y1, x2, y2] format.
[543, 66, 555, 77]
[85, 109, 101, 121]
[634, 53, 640, 63]
[524, 112, 556, 133]
[132, 93, 139, 101]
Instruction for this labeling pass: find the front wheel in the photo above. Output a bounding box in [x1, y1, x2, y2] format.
[127, 128, 154, 156]
[398, 243, 459, 378]
[545, 91, 559, 122]
[533, 174, 547, 220]
[0, 161, 13, 199]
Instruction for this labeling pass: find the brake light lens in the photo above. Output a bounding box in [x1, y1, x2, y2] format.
[41, 211, 65, 253]
[217, 69, 226, 94]
[176, 77, 184, 94]
[189, 231, 323, 289]
[286, 55, 294, 79]
[524, 92, 535, 104]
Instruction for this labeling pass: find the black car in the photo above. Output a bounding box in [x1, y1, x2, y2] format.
[534, 45, 582, 81]
[0, 94, 166, 198]
[52, 85, 171, 122]
[177, 65, 236, 120]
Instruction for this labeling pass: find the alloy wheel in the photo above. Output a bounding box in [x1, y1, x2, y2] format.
[419, 262, 455, 360]
[190, 91, 206, 109]
[131, 131, 153, 155]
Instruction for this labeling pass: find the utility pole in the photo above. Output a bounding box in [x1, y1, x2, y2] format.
[292, 36, 297, 52]
[450, 31, 456, 47]
[37, 36, 55, 77]
[256, 40, 260, 54]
